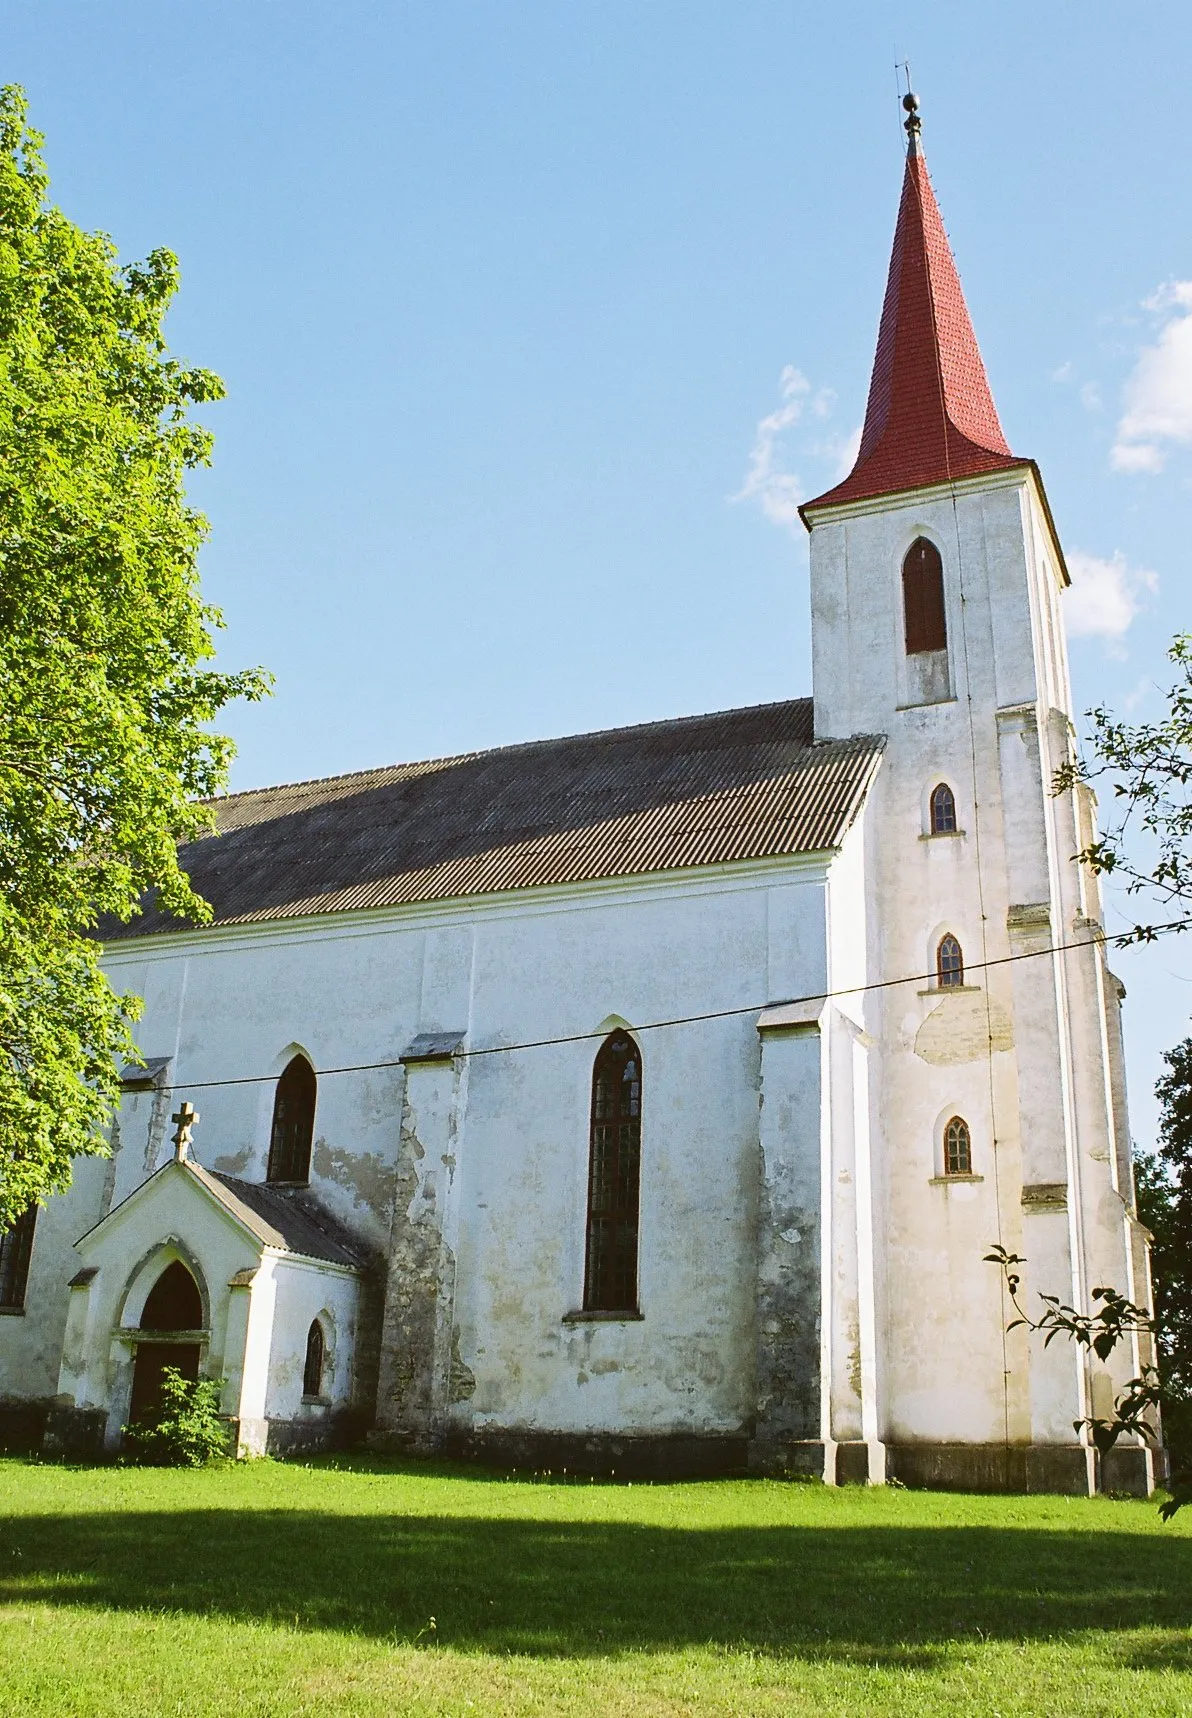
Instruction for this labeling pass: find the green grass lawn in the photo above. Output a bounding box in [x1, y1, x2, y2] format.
[1, 1456, 1190, 1716]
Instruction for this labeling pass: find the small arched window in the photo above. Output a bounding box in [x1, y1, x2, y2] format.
[267, 1055, 317, 1183]
[930, 783, 957, 834]
[0, 1206, 37, 1311]
[140, 1260, 203, 1330]
[937, 934, 964, 989]
[903, 538, 947, 655]
[944, 1116, 973, 1177]
[303, 1320, 325, 1399]
[584, 1031, 642, 1313]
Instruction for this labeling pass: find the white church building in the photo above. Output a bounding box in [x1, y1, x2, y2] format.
[0, 101, 1159, 1493]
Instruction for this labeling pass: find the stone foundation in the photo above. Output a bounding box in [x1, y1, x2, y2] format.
[39, 1402, 107, 1460]
[887, 1443, 1100, 1495]
[0, 1398, 52, 1454]
[442, 1428, 750, 1479]
[230, 1411, 368, 1458]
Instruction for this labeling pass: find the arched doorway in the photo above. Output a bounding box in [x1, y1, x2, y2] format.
[128, 1260, 204, 1426]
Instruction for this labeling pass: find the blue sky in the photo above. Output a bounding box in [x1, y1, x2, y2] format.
[5, 1, 1192, 1142]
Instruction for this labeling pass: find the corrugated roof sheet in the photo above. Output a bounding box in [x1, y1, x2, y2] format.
[106, 698, 884, 939]
[191, 1165, 367, 1268]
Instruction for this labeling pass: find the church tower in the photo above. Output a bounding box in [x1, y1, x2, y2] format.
[801, 95, 1156, 1492]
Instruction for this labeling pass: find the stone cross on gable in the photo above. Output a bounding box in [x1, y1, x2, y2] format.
[170, 1101, 200, 1163]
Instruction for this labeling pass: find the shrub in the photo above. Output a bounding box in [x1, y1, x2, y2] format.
[124, 1367, 231, 1467]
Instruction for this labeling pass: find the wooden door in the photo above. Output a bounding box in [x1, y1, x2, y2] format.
[128, 1341, 201, 1425]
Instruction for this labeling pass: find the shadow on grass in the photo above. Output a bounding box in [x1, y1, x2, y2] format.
[3, 1494, 1191, 1669]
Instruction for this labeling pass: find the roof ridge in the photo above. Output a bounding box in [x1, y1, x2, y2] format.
[205, 697, 815, 809]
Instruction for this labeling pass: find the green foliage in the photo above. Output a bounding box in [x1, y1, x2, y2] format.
[122, 1367, 230, 1467]
[0, 85, 270, 1224]
[1137, 1039, 1192, 1465]
[1054, 633, 1192, 944]
[986, 1244, 1190, 1518]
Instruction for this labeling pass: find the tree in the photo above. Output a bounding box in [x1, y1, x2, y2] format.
[980, 641, 1192, 1512]
[985, 1243, 1188, 1515]
[1056, 634, 1192, 944]
[1138, 1040, 1192, 1466]
[0, 86, 269, 1226]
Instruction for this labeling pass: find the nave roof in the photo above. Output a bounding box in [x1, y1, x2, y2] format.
[106, 698, 884, 937]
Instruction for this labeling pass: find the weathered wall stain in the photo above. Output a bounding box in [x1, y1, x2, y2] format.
[312, 1138, 396, 1220]
[914, 991, 1013, 1065]
[374, 1086, 448, 1441]
[139, 1082, 173, 1173]
[213, 1146, 252, 1176]
[448, 1325, 476, 1402]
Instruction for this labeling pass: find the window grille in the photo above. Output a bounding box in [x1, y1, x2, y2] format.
[930, 783, 957, 834]
[903, 538, 947, 654]
[944, 1116, 973, 1177]
[583, 1032, 642, 1312]
[267, 1056, 317, 1183]
[937, 934, 964, 988]
[303, 1320, 325, 1398]
[0, 1207, 37, 1310]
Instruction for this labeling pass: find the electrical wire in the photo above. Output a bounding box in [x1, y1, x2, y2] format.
[141, 912, 1191, 1096]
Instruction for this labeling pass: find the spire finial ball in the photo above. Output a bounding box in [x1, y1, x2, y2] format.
[902, 91, 919, 114]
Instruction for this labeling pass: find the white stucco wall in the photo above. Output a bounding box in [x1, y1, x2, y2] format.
[0, 1157, 108, 1404]
[6, 855, 837, 1447]
[808, 466, 1144, 1462]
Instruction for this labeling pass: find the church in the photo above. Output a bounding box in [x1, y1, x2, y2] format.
[0, 98, 1159, 1494]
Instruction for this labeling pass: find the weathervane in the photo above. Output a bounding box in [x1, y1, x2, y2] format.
[170, 1101, 200, 1163]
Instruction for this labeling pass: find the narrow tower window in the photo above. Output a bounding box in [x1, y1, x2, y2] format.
[903, 538, 947, 654]
[584, 1031, 642, 1313]
[303, 1320, 326, 1399]
[937, 934, 964, 988]
[930, 783, 957, 834]
[943, 1116, 973, 1177]
[0, 1206, 37, 1311]
[267, 1055, 317, 1183]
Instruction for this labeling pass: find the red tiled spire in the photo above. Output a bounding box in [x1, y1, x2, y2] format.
[803, 102, 1023, 517]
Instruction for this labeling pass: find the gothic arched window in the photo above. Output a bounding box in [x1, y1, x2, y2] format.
[140, 1260, 203, 1330]
[930, 782, 957, 834]
[303, 1320, 326, 1399]
[0, 1206, 37, 1310]
[937, 934, 964, 988]
[584, 1032, 642, 1313]
[903, 538, 947, 655]
[944, 1116, 973, 1177]
[267, 1055, 317, 1184]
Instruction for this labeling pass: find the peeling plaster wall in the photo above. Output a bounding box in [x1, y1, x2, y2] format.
[7, 859, 833, 1450]
[455, 881, 798, 1440]
[0, 1157, 107, 1403]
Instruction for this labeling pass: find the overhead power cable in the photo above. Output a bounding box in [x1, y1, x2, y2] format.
[140, 911, 1192, 1096]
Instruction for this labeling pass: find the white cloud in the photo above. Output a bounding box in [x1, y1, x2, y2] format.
[1080, 381, 1102, 413]
[1051, 360, 1074, 383]
[733, 367, 840, 533]
[832, 422, 863, 480]
[1112, 280, 1192, 473]
[1112, 441, 1167, 474]
[1064, 549, 1157, 641]
[733, 366, 810, 530]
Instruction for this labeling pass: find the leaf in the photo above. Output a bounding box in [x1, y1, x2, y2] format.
[0, 84, 270, 1222]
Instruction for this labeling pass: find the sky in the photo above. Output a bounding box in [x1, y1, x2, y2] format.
[4, 1, 1192, 1145]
